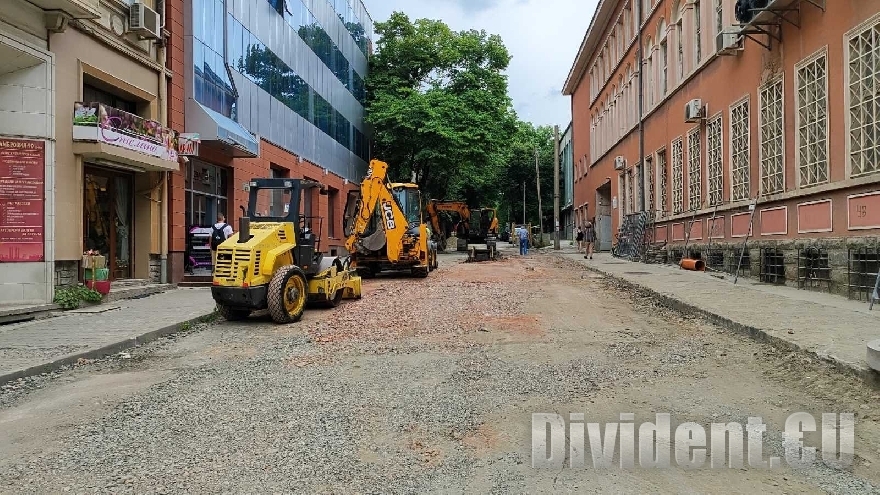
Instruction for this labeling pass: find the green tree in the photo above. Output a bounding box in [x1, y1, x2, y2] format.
[365, 12, 518, 206]
[495, 122, 556, 231]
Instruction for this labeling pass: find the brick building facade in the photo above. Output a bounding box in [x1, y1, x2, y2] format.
[564, 0, 880, 298]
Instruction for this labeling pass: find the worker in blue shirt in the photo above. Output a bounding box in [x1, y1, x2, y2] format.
[518, 226, 529, 256]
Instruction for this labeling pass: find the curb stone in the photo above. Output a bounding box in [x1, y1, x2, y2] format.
[0, 311, 218, 387]
[554, 252, 880, 391]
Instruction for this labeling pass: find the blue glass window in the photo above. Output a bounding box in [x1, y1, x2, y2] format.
[266, 0, 365, 102]
[193, 0, 236, 118]
[228, 16, 365, 159]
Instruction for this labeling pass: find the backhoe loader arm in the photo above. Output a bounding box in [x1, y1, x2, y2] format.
[344, 159, 410, 262]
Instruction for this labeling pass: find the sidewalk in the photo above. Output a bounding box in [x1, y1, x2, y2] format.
[549, 246, 880, 386]
[0, 288, 216, 385]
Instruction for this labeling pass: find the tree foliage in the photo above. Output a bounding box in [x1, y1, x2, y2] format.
[365, 12, 518, 206]
[494, 122, 557, 230]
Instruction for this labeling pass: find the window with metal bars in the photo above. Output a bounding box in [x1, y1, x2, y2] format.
[796, 51, 829, 187]
[847, 19, 880, 178]
[657, 150, 668, 218]
[730, 99, 750, 200]
[797, 247, 832, 291]
[687, 128, 702, 210]
[760, 248, 786, 284]
[672, 139, 684, 214]
[706, 116, 723, 206]
[760, 78, 785, 194]
[848, 247, 880, 301]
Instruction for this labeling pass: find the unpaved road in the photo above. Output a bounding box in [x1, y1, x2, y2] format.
[1, 245, 879, 493]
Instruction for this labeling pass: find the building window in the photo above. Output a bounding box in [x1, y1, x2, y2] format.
[193, 0, 236, 117]
[83, 82, 138, 114]
[847, 20, 880, 177]
[185, 159, 229, 229]
[672, 138, 684, 214]
[660, 39, 668, 96]
[657, 149, 668, 217]
[715, 0, 723, 36]
[795, 52, 829, 187]
[645, 156, 655, 213]
[731, 99, 750, 200]
[706, 115, 723, 206]
[627, 168, 635, 213]
[687, 128, 702, 210]
[327, 188, 338, 238]
[760, 78, 785, 194]
[677, 20, 684, 79]
[694, 1, 702, 63]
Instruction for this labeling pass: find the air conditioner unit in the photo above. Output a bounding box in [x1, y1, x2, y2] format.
[685, 99, 705, 123]
[128, 2, 161, 39]
[614, 156, 626, 170]
[716, 27, 744, 55]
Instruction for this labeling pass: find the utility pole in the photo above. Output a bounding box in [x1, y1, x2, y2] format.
[535, 147, 544, 242]
[553, 125, 560, 250]
[522, 181, 526, 225]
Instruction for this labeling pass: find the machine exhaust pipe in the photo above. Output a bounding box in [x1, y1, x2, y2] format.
[239, 216, 251, 243]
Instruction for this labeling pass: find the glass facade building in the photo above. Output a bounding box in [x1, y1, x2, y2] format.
[186, 0, 372, 181]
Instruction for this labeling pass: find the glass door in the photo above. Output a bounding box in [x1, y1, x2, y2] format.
[84, 167, 134, 281]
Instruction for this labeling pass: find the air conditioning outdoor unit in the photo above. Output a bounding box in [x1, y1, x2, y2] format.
[716, 27, 744, 55]
[614, 156, 626, 170]
[685, 99, 705, 123]
[129, 2, 161, 39]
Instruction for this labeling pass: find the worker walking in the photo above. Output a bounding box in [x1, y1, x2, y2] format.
[518, 226, 529, 256]
[210, 213, 234, 270]
[576, 226, 584, 253]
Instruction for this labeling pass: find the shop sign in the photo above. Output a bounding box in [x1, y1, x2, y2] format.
[179, 133, 200, 156]
[73, 102, 180, 162]
[0, 138, 44, 262]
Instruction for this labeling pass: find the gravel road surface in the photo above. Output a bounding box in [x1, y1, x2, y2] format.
[1, 246, 879, 493]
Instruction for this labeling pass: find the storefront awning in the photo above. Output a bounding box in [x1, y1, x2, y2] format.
[186, 99, 260, 158]
[72, 141, 179, 172]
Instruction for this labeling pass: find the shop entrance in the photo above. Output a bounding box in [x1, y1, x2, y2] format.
[84, 166, 134, 280]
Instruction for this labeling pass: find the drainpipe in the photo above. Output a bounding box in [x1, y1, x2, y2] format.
[158, 40, 169, 284]
[637, 0, 646, 213]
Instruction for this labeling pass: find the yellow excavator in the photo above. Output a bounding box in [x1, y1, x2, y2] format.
[426, 200, 500, 251]
[425, 200, 471, 251]
[211, 178, 362, 323]
[344, 159, 438, 277]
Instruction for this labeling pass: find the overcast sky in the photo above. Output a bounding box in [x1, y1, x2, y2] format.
[364, 0, 598, 128]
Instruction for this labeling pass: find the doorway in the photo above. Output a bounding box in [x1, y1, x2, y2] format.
[595, 182, 613, 252]
[84, 166, 135, 280]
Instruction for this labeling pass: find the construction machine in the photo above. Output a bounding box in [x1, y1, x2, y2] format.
[211, 178, 362, 324]
[344, 159, 438, 277]
[425, 200, 471, 251]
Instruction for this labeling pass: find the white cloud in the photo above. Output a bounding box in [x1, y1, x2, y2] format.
[364, 0, 598, 127]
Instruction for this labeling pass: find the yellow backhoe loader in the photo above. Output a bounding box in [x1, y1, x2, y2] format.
[343, 159, 438, 277]
[211, 178, 362, 323]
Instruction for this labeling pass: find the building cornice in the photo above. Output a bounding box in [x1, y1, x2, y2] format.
[562, 0, 615, 96]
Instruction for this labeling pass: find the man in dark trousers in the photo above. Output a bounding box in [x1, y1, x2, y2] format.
[210, 213, 234, 270]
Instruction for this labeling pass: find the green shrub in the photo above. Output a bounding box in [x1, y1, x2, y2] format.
[54, 285, 103, 309]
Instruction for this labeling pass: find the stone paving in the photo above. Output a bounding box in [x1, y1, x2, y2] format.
[547, 245, 880, 381]
[0, 288, 215, 383]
